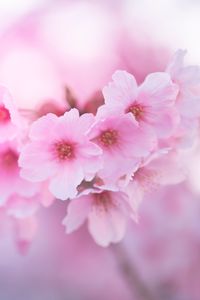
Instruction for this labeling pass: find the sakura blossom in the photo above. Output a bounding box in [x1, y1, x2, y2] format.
[19, 109, 103, 200]
[0, 15, 199, 297]
[164, 50, 200, 149]
[0, 140, 39, 205]
[13, 48, 200, 252]
[126, 150, 187, 203]
[88, 113, 156, 189]
[0, 0, 200, 299]
[166, 49, 200, 119]
[0, 86, 21, 142]
[63, 190, 139, 247]
[12, 215, 38, 255]
[101, 70, 179, 138]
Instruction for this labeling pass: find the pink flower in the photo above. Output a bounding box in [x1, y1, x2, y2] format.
[0, 86, 21, 142]
[12, 215, 38, 255]
[88, 114, 155, 188]
[5, 194, 40, 219]
[0, 140, 39, 205]
[164, 50, 200, 148]
[63, 190, 138, 247]
[126, 150, 186, 200]
[19, 109, 103, 200]
[101, 70, 179, 138]
[166, 49, 200, 118]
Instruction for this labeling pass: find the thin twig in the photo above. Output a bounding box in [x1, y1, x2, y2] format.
[111, 243, 157, 300]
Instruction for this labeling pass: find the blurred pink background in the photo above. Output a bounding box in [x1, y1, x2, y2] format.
[0, 1, 200, 299]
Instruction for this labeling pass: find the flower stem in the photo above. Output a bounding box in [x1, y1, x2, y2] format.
[111, 243, 157, 300]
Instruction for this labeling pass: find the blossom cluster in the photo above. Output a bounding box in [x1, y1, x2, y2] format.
[1, 50, 200, 248]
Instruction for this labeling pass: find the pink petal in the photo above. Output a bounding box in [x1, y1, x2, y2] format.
[63, 195, 92, 233]
[177, 91, 200, 118]
[12, 216, 38, 255]
[54, 109, 80, 140]
[178, 65, 200, 86]
[29, 113, 58, 140]
[139, 72, 178, 107]
[6, 194, 39, 219]
[19, 142, 58, 181]
[166, 49, 186, 78]
[103, 70, 138, 107]
[125, 181, 144, 221]
[79, 141, 102, 157]
[150, 108, 179, 138]
[0, 123, 17, 142]
[49, 163, 84, 200]
[88, 206, 127, 247]
[76, 113, 95, 135]
[98, 153, 138, 186]
[146, 152, 186, 186]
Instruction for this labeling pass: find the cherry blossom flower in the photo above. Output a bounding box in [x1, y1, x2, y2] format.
[0, 140, 39, 205]
[0, 47, 199, 254]
[0, 194, 40, 255]
[88, 113, 156, 189]
[166, 49, 200, 119]
[19, 109, 103, 200]
[165, 50, 200, 148]
[101, 70, 179, 138]
[0, 86, 21, 142]
[12, 215, 38, 255]
[63, 190, 139, 247]
[5, 194, 40, 219]
[126, 150, 187, 202]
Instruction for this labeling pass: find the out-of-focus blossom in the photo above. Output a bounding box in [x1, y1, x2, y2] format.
[165, 50, 200, 148]
[166, 49, 200, 119]
[0, 86, 21, 142]
[127, 150, 187, 203]
[12, 215, 38, 255]
[0, 140, 39, 204]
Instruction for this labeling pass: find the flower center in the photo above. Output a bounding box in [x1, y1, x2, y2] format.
[99, 130, 118, 147]
[93, 192, 113, 211]
[2, 149, 18, 169]
[54, 141, 75, 160]
[128, 103, 144, 121]
[0, 106, 10, 122]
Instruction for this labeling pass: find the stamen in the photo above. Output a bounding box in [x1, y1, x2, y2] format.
[99, 130, 118, 147]
[128, 103, 144, 121]
[54, 141, 75, 160]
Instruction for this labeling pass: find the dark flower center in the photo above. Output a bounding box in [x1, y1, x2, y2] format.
[99, 130, 118, 147]
[93, 191, 113, 211]
[54, 141, 75, 160]
[2, 149, 18, 169]
[0, 106, 10, 122]
[128, 103, 144, 121]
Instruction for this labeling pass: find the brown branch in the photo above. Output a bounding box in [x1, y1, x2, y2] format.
[110, 243, 157, 300]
